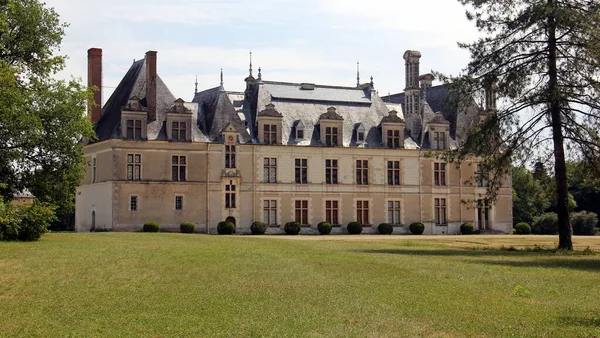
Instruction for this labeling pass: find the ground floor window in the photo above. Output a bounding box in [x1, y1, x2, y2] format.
[434, 198, 447, 225]
[225, 181, 236, 208]
[295, 200, 308, 225]
[130, 196, 138, 211]
[325, 200, 339, 225]
[175, 195, 183, 211]
[263, 200, 277, 225]
[356, 200, 369, 225]
[387, 201, 401, 224]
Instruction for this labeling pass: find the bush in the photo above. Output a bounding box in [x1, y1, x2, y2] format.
[460, 222, 475, 235]
[347, 221, 363, 235]
[317, 221, 332, 235]
[409, 222, 425, 235]
[532, 213, 558, 235]
[0, 202, 55, 242]
[515, 222, 532, 234]
[250, 221, 267, 235]
[378, 223, 393, 235]
[284, 222, 301, 235]
[180, 222, 195, 233]
[143, 222, 160, 232]
[571, 211, 598, 236]
[217, 221, 235, 235]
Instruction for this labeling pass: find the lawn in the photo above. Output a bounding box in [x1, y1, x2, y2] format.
[1, 233, 599, 337]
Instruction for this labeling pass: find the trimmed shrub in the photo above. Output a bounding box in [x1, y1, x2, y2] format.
[515, 222, 531, 235]
[250, 221, 267, 235]
[409, 222, 425, 235]
[180, 222, 195, 233]
[347, 221, 363, 235]
[143, 222, 160, 233]
[378, 223, 393, 235]
[217, 221, 235, 235]
[570, 211, 598, 236]
[317, 221, 332, 235]
[0, 202, 55, 242]
[460, 222, 475, 235]
[532, 213, 558, 235]
[284, 222, 301, 235]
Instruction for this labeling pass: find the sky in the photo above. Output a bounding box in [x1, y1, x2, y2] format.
[45, 0, 479, 105]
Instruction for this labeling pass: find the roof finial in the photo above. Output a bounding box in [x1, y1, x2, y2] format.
[258, 67, 262, 81]
[356, 61, 360, 87]
[249, 51, 253, 77]
[194, 75, 198, 95]
[220, 69, 224, 87]
[370, 75, 374, 87]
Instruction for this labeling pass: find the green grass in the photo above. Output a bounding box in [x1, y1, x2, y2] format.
[1, 233, 600, 337]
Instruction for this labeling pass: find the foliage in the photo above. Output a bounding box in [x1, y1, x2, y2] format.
[409, 222, 424, 235]
[217, 221, 235, 235]
[317, 221, 332, 235]
[512, 166, 550, 225]
[0, 199, 55, 241]
[346, 222, 362, 235]
[567, 161, 600, 218]
[532, 213, 559, 235]
[515, 222, 532, 235]
[284, 222, 301, 235]
[0, 0, 95, 228]
[460, 222, 475, 235]
[180, 222, 195, 234]
[378, 223, 393, 235]
[250, 221, 266, 235]
[142, 222, 160, 233]
[570, 211, 598, 236]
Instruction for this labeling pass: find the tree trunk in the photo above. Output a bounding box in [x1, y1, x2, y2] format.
[547, 0, 573, 250]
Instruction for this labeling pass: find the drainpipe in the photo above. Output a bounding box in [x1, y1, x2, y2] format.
[206, 144, 210, 234]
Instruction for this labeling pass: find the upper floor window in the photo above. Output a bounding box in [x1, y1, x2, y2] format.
[387, 161, 400, 185]
[356, 200, 369, 225]
[476, 164, 490, 187]
[225, 180, 236, 208]
[264, 124, 277, 145]
[126, 119, 143, 140]
[433, 131, 446, 150]
[325, 159, 338, 184]
[356, 160, 369, 185]
[172, 121, 187, 141]
[127, 154, 141, 181]
[434, 162, 446, 186]
[172, 156, 186, 181]
[435, 198, 447, 225]
[325, 127, 339, 146]
[264, 158, 277, 183]
[225, 145, 236, 168]
[387, 129, 401, 149]
[92, 157, 97, 183]
[295, 159, 307, 184]
[296, 128, 304, 140]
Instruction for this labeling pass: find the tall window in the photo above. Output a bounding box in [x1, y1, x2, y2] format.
[476, 164, 490, 187]
[295, 200, 308, 225]
[263, 158, 277, 183]
[356, 200, 369, 225]
[433, 131, 446, 150]
[356, 160, 369, 185]
[387, 129, 401, 149]
[295, 159, 307, 184]
[325, 159, 338, 184]
[172, 121, 187, 141]
[127, 154, 141, 181]
[387, 161, 400, 185]
[325, 127, 339, 146]
[325, 200, 339, 225]
[172, 156, 186, 181]
[92, 157, 97, 183]
[175, 196, 183, 211]
[263, 200, 277, 225]
[477, 199, 491, 230]
[263, 124, 277, 144]
[387, 201, 401, 224]
[434, 162, 446, 186]
[126, 119, 142, 140]
[225, 180, 236, 208]
[357, 131, 365, 142]
[130, 195, 138, 211]
[434, 198, 447, 225]
[225, 145, 236, 168]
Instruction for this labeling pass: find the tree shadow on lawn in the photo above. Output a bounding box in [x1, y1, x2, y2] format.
[355, 248, 600, 272]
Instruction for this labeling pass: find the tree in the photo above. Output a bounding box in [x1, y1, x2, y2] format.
[442, 0, 600, 249]
[0, 0, 95, 229]
[512, 166, 550, 225]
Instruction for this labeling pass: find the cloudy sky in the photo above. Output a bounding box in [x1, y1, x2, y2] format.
[45, 0, 479, 104]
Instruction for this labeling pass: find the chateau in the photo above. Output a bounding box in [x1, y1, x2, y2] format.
[75, 48, 513, 234]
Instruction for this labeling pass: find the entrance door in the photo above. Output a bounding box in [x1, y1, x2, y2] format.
[477, 199, 490, 230]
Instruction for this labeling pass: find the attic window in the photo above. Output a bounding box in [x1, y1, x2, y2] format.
[300, 83, 315, 90]
[294, 120, 305, 140]
[358, 131, 365, 142]
[355, 123, 366, 144]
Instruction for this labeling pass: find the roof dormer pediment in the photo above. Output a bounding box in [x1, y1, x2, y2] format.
[122, 96, 147, 112]
[319, 107, 343, 121]
[258, 103, 283, 117]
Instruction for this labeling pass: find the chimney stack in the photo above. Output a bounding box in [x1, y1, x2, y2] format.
[87, 48, 102, 124]
[145, 51, 157, 121]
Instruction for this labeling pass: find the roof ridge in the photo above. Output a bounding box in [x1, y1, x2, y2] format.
[262, 80, 363, 90]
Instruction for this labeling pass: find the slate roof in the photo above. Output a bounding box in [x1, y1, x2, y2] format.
[262, 82, 372, 104]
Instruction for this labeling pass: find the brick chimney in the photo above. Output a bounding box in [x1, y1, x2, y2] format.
[145, 51, 157, 121]
[87, 48, 102, 124]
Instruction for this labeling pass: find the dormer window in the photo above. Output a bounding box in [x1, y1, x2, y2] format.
[358, 131, 365, 142]
[387, 130, 401, 149]
[121, 96, 148, 140]
[166, 98, 192, 142]
[325, 127, 339, 146]
[126, 119, 143, 140]
[294, 120, 305, 140]
[319, 107, 344, 147]
[172, 121, 187, 142]
[380, 110, 405, 149]
[263, 124, 277, 144]
[257, 104, 283, 145]
[433, 131, 446, 150]
[355, 123, 366, 144]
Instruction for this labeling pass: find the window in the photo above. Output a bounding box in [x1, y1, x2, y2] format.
[172, 121, 187, 141]
[295, 200, 308, 225]
[356, 160, 369, 185]
[175, 195, 183, 211]
[476, 164, 490, 187]
[387, 161, 400, 185]
[295, 159, 307, 184]
[296, 129, 304, 139]
[225, 180, 236, 208]
[263, 200, 277, 225]
[263, 158, 277, 183]
[325, 200, 339, 225]
[434, 131, 446, 150]
[356, 200, 369, 225]
[477, 199, 491, 230]
[126, 119, 143, 140]
[387, 129, 401, 149]
[92, 157, 97, 183]
[325, 127, 338, 146]
[434, 198, 447, 225]
[130, 196, 138, 211]
[263, 124, 277, 144]
[127, 154, 141, 180]
[357, 131, 365, 142]
[225, 145, 236, 168]
[172, 156, 186, 181]
[325, 159, 338, 184]
[388, 201, 401, 224]
[434, 162, 446, 186]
